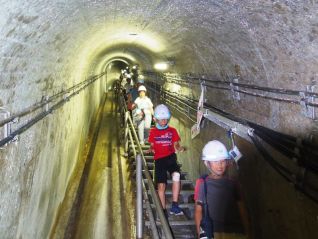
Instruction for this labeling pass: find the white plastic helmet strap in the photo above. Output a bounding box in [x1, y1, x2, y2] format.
[172, 172, 180, 182]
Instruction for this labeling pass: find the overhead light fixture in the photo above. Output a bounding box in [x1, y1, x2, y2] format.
[171, 84, 181, 92]
[154, 62, 169, 71]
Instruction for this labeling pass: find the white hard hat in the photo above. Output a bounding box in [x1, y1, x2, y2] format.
[202, 140, 230, 162]
[125, 74, 131, 78]
[154, 104, 171, 120]
[138, 85, 147, 92]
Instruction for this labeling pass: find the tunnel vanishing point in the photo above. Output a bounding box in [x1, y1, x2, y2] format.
[1, 1, 318, 239]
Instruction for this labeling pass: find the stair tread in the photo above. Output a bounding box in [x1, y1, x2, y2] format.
[147, 189, 193, 194]
[147, 203, 195, 209]
[145, 219, 196, 226]
[144, 179, 192, 184]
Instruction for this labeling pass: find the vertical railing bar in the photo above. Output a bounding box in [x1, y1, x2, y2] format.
[136, 154, 143, 238]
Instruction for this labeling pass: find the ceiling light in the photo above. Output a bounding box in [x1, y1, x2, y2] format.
[154, 62, 168, 71]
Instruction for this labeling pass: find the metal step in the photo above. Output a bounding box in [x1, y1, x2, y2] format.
[130, 155, 154, 160]
[146, 203, 195, 210]
[148, 189, 194, 197]
[146, 219, 196, 226]
[128, 142, 151, 147]
[133, 163, 183, 171]
[144, 178, 192, 185]
[142, 170, 188, 179]
[126, 135, 196, 238]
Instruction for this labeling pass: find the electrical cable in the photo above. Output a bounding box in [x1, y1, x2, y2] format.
[151, 71, 318, 107]
[164, 72, 318, 98]
[0, 73, 105, 147]
[250, 134, 318, 203]
[146, 78, 318, 167]
[145, 75, 318, 202]
[0, 73, 105, 128]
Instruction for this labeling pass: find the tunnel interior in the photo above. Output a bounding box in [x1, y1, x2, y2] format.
[0, 1, 318, 239]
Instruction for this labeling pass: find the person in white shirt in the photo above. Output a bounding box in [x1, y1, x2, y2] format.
[132, 85, 153, 145]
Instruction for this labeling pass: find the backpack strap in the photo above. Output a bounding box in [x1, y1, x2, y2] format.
[200, 174, 209, 205]
[200, 174, 214, 239]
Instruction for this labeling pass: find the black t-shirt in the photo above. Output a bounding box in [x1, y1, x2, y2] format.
[196, 177, 244, 233]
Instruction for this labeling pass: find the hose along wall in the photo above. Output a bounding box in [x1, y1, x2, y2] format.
[143, 72, 318, 203]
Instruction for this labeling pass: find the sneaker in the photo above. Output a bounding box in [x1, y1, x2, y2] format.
[169, 204, 184, 215]
[199, 227, 208, 239]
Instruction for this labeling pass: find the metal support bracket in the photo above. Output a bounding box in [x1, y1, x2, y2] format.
[0, 107, 19, 148]
[191, 80, 206, 139]
[44, 95, 50, 112]
[202, 108, 253, 143]
[230, 78, 240, 100]
[300, 85, 317, 120]
[0, 108, 10, 147]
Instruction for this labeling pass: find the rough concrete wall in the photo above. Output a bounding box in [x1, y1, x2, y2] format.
[0, 80, 104, 239]
[0, 2, 105, 238]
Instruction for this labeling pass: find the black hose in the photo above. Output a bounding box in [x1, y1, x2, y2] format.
[250, 134, 318, 203]
[0, 74, 104, 148]
[147, 81, 318, 173]
[145, 78, 318, 202]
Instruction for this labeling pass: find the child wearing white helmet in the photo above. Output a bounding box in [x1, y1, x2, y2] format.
[194, 140, 251, 239]
[147, 104, 186, 217]
[132, 85, 153, 145]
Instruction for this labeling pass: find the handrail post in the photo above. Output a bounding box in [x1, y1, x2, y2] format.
[124, 111, 129, 153]
[136, 154, 143, 239]
[127, 113, 173, 239]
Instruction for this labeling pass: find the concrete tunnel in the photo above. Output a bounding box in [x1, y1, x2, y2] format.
[0, 0, 318, 238]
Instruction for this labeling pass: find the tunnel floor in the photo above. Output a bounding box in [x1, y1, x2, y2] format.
[68, 92, 135, 239]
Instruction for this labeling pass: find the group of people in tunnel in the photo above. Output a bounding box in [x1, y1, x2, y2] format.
[120, 67, 153, 145]
[118, 68, 252, 239]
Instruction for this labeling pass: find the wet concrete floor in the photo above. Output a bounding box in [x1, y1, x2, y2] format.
[71, 93, 135, 239]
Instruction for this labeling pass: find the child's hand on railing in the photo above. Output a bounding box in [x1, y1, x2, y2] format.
[145, 148, 154, 154]
[177, 146, 186, 153]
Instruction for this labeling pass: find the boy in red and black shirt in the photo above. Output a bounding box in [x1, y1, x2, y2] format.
[148, 104, 185, 216]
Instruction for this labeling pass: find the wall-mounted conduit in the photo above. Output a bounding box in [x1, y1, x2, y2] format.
[144, 73, 318, 203]
[144, 71, 318, 119]
[0, 72, 105, 148]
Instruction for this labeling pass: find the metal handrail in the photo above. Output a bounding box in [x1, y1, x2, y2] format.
[118, 90, 173, 239]
[0, 72, 105, 147]
[125, 113, 156, 238]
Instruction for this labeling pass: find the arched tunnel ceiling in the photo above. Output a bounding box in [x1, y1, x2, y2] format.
[0, 0, 317, 104]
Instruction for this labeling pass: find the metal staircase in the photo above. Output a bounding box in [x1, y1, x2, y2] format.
[128, 141, 197, 238]
[115, 82, 197, 238]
